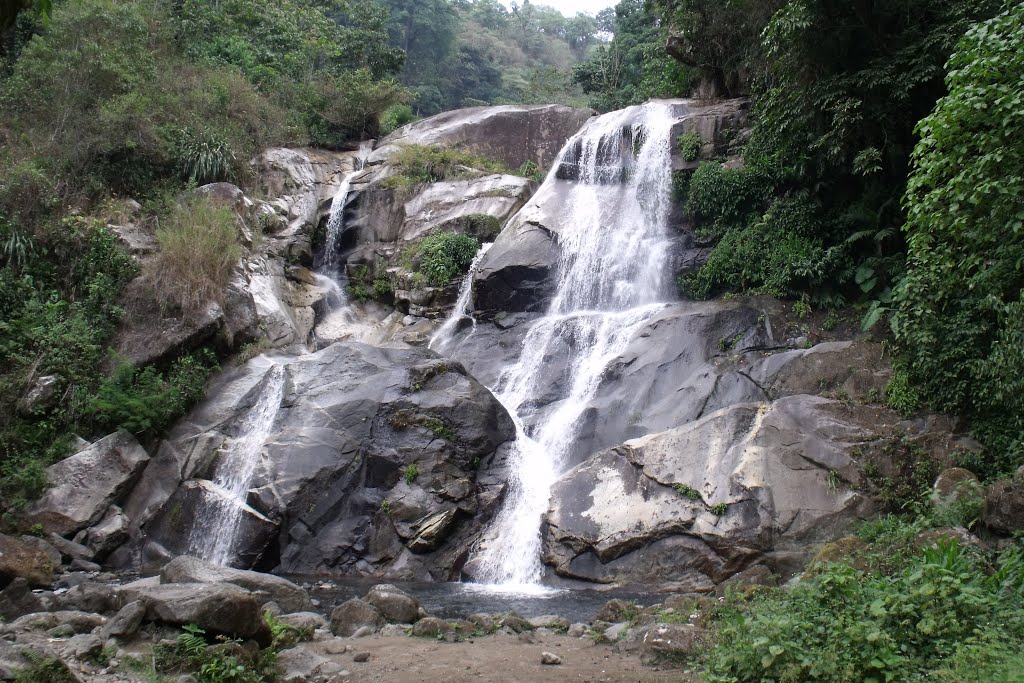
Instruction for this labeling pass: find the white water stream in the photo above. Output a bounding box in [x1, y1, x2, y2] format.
[188, 363, 287, 566]
[433, 102, 681, 585]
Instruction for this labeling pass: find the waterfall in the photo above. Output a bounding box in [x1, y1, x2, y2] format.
[429, 242, 493, 355]
[466, 102, 680, 585]
[188, 364, 286, 566]
[321, 140, 374, 274]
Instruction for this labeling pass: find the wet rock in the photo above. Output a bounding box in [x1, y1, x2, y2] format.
[0, 533, 56, 588]
[330, 599, 384, 638]
[540, 652, 562, 666]
[410, 617, 450, 638]
[25, 431, 150, 537]
[160, 556, 312, 613]
[116, 582, 269, 642]
[363, 584, 420, 624]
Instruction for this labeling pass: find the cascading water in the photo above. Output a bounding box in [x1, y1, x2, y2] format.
[188, 363, 286, 566]
[321, 141, 374, 276]
[429, 242, 493, 355]
[433, 102, 680, 585]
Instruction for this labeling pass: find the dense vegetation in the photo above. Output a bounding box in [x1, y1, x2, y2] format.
[0, 0, 410, 519]
[627, 0, 1022, 478]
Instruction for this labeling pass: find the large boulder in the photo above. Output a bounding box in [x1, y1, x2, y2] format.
[363, 584, 421, 624]
[25, 431, 149, 537]
[542, 396, 879, 586]
[369, 105, 595, 173]
[116, 581, 269, 642]
[329, 598, 385, 637]
[160, 556, 312, 613]
[121, 342, 515, 579]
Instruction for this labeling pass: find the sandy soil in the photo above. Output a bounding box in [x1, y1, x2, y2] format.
[323, 634, 692, 683]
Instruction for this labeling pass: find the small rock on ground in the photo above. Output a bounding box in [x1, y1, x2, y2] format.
[541, 651, 562, 665]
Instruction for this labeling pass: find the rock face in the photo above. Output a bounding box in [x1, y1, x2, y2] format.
[120, 342, 515, 579]
[369, 105, 595, 172]
[26, 431, 150, 537]
[543, 396, 877, 586]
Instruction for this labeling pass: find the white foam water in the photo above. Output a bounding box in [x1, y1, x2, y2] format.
[460, 102, 682, 584]
[188, 363, 286, 566]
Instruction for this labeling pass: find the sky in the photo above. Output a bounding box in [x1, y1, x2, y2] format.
[502, 0, 617, 17]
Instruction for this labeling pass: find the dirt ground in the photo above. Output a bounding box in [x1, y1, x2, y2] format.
[321, 634, 692, 683]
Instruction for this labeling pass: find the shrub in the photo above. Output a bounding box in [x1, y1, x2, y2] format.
[382, 144, 509, 194]
[379, 103, 417, 136]
[704, 540, 1024, 682]
[150, 197, 241, 312]
[415, 232, 480, 287]
[893, 3, 1024, 478]
[403, 463, 419, 484]
[677, 131, 702, 162]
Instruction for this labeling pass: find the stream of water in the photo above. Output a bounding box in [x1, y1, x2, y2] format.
[434, 102, 681, 586]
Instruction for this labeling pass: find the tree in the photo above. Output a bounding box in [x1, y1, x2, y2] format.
[893, 2, 1024, 475]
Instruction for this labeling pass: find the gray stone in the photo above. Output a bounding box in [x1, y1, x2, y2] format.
[604, 623, 629, 642]
[370, 104, 595, 174]
[0, 578, 45, 621]
[352, 651, 371, 663]
[595, 599, 634, 624]
[466, 613, 495, 633]
[330, 599, 384, 638]
[496, 613, 532, 633]
[16, 375, 60, 416]
[277, 612, 327, 632]
[130, 343, 514, 579]
[984, 479, 1024, 535]
[543, 395, 879, 585]
[350, 626, 376, 638]
[410, 617, 450, 638]
[0, 533, 56, 588]
[567, 623, 587, 638]
[64, 633, 103, 661]
[0, 611, 104, 636]
[82, 505, 130, 560]
[932, 468, 983, 508]
[25, 431, 149, 537]
[160, 556, 312, 613]
[46, 533, 94, 563]
[363, 584, 420, 624]
[540, 652, 562, 666]
[528, 615, 569, 631]
[716, 565, 777, 598]
[616, 623, 708, 664]
[57, 582, 117, 614]
[98, 601, 146, 640]
[115, 582, 269, 642]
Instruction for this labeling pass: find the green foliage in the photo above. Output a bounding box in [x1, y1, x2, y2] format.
[652, 0, 784, 96]
[704, 538, 1024, 682]
[710, 502, 729, 516]
[383, 144, 510, 193]
[403, 462, 419, 484]
[885, 367, 921, 416]
[677, 132, 702, 162]
[414, 232, 480, 287]
[674, 483, 703, 501]
[151, 197, 242, 313]
[893, 3, 1024, 478]
[379, 103, 417, 136]
[572, 0, 691, 112]
[91, 351, 218, 438]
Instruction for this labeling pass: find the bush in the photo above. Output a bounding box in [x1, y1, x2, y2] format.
[678, 132, 702, 162]
[150, 197, 242, 312]
[382, 144, 509, 194]
[379, 103, 417, 137]
[704, 539, 1024, 682]
[415, 232, 480, 287]
[893, 3, 1024, 478]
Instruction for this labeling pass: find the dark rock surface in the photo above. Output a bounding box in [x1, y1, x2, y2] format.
[119, 342, 515, 579]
